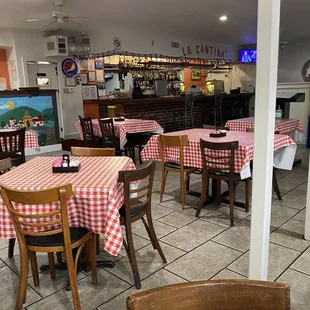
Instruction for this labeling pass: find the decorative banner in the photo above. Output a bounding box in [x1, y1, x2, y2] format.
[113, 37, 121, 51]
[61, 58, 78, 77]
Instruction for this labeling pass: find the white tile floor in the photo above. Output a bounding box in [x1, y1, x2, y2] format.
[1, 147, 309, 309]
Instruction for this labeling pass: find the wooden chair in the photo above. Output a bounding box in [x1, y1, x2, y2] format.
[0, 184, 97, 310]
[246, 128, 282, 200]
[196, 139, 251, 226]
[71, 146, 115, 157]
[99, 118, 133, 158]
[118, 160, 166, 289]
[0, 127, 26, 166]
[158, 135, 196, 210]
[71, 146, 115, 254]
[78, 115, 102, 147]
[126, 280, 290, 310]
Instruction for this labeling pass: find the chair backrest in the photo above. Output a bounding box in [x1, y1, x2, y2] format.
[118, 160, 155, 220]
[79, 115, 94, 140]
[99, 118, 117, 148]
[200, 138, 239, 175]
[0, 184, 74, 247]
[246, 128, 280, 134]
[0, 158, 12, 173]
[158, 135, 189, 170]
[126, 280, 290, 310]
[0, 127, 26, 161]
[71, 147, 115, 157]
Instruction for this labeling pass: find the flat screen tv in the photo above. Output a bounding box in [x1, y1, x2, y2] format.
[240, 49, 257, 63]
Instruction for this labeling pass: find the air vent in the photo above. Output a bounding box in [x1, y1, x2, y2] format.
[171, 42, 180, 48]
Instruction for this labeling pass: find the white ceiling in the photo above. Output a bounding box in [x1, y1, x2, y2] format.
[0, 0, 309, 44]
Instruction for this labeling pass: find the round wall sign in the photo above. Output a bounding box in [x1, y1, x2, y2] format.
[62, 58, 78, 77]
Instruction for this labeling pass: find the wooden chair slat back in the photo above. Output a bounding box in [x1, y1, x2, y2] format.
[0, 128, 26, 156]
[71, 147, 115, 157]
[99, 118, 117, 148]
[200, 139, 239, 174]
[79, 115, 94, 138]
[126, 280, 290, 310]
[119, 160, 155, 215]
[0, 184, 73, 239]
[158, 135, 189, 169]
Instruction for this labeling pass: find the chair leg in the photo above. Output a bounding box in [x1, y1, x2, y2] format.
[245, 179, 250, 212]
[65, 246, 81, 310]
[16, 249, 29, 310]
[229, 181, 235, 227]
[29, 251, 39, 287]
[8, 238, 15, 258]
[160, 168, 168, 202]
[139, 141, 143, 165]
[216, 180, 221, 205]
[90, 236, 97, 285]
[48, 252, 56, 280]
[180, 171, 185, 210]
[141, 217, 157, 250]
[196, 172, 208, 218]
[96, 234, 101, 255]
[83, 241, 91, 273]
[56, 252, 63, 264]
[146, 212, 167, 264]
[273, 168, 282, 200]
[185, 172, 190, 191]
[125, 223, 141, 289]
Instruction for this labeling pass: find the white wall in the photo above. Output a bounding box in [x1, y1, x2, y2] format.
[0, 28, 83, 139]
[278, 41, 310, 83]
[89, 26, 238, 60]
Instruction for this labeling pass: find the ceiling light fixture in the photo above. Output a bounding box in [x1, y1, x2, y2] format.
[219, 15, 227, 21]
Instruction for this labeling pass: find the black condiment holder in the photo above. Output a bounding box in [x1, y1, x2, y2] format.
[52, 154, 81, 173]
[209, 131, 227, 138]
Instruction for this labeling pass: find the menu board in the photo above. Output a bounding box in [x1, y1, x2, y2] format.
[82, 85, 98, 100]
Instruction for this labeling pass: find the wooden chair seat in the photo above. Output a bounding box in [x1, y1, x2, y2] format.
[119, 204, 146, 219]
[164, 161, 196, 171]
[25, 227, 91, 247]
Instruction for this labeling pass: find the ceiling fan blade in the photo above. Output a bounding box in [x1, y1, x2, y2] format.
[27, 18, 42, 22]
[42, 20, 58, 27]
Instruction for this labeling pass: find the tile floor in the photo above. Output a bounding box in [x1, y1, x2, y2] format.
[1, 147, 309, 309]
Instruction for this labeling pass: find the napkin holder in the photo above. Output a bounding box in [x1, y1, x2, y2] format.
[52, 155, 81, 173]
[209, 130, 227, 138]
[114, 117, 125, 122]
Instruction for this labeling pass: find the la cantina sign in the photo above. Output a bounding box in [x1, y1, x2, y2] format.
[182, 45, 227, 59]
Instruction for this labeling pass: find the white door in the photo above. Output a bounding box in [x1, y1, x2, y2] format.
[26, 63, 64, 138]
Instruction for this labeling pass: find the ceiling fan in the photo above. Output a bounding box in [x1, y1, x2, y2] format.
[27, 0, 90, 27]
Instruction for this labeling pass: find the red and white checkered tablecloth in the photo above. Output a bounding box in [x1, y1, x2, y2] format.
[0, 156, 135, 256]
[0, 129, 40, 150]
[76, 118, 164, 148]
[141, 129, 296, 174]
[225, 117, 304, 135]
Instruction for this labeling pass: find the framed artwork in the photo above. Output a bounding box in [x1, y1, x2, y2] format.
[65, 77, 77, 87]
[88, 71, 96, 82]
[79, 59, 88, 71]
[96, 70, 104, 82]
[95, 61, 103, 69]
[80, 73, 88, 85]
[191, 70, 201, 81]
[82, 85, 98, 100]
[87, 59, 95, 71]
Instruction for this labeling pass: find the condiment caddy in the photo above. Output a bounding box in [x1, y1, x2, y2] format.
[52, 154, 81, 173]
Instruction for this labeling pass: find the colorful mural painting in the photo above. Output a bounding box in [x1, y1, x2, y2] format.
[0, 95, 59, 146]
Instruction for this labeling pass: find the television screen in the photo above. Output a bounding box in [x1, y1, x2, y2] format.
[240, 49, 257, 63]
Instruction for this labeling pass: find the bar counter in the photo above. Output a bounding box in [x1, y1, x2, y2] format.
[83, 93, 253, 132]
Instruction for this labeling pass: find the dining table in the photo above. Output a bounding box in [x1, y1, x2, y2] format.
[225, 117, 304, 142]
[0, 155, 135, 257]
[0, 129, 40, 150]
[141, 128, 297, 180]
[76, 118, 164, 149]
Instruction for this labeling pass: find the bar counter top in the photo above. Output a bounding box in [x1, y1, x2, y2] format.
[83, 93, 254, 106]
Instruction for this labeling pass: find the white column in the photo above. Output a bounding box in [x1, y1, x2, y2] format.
[305, 158, 310, 239]
[249, 0, 281, 280]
